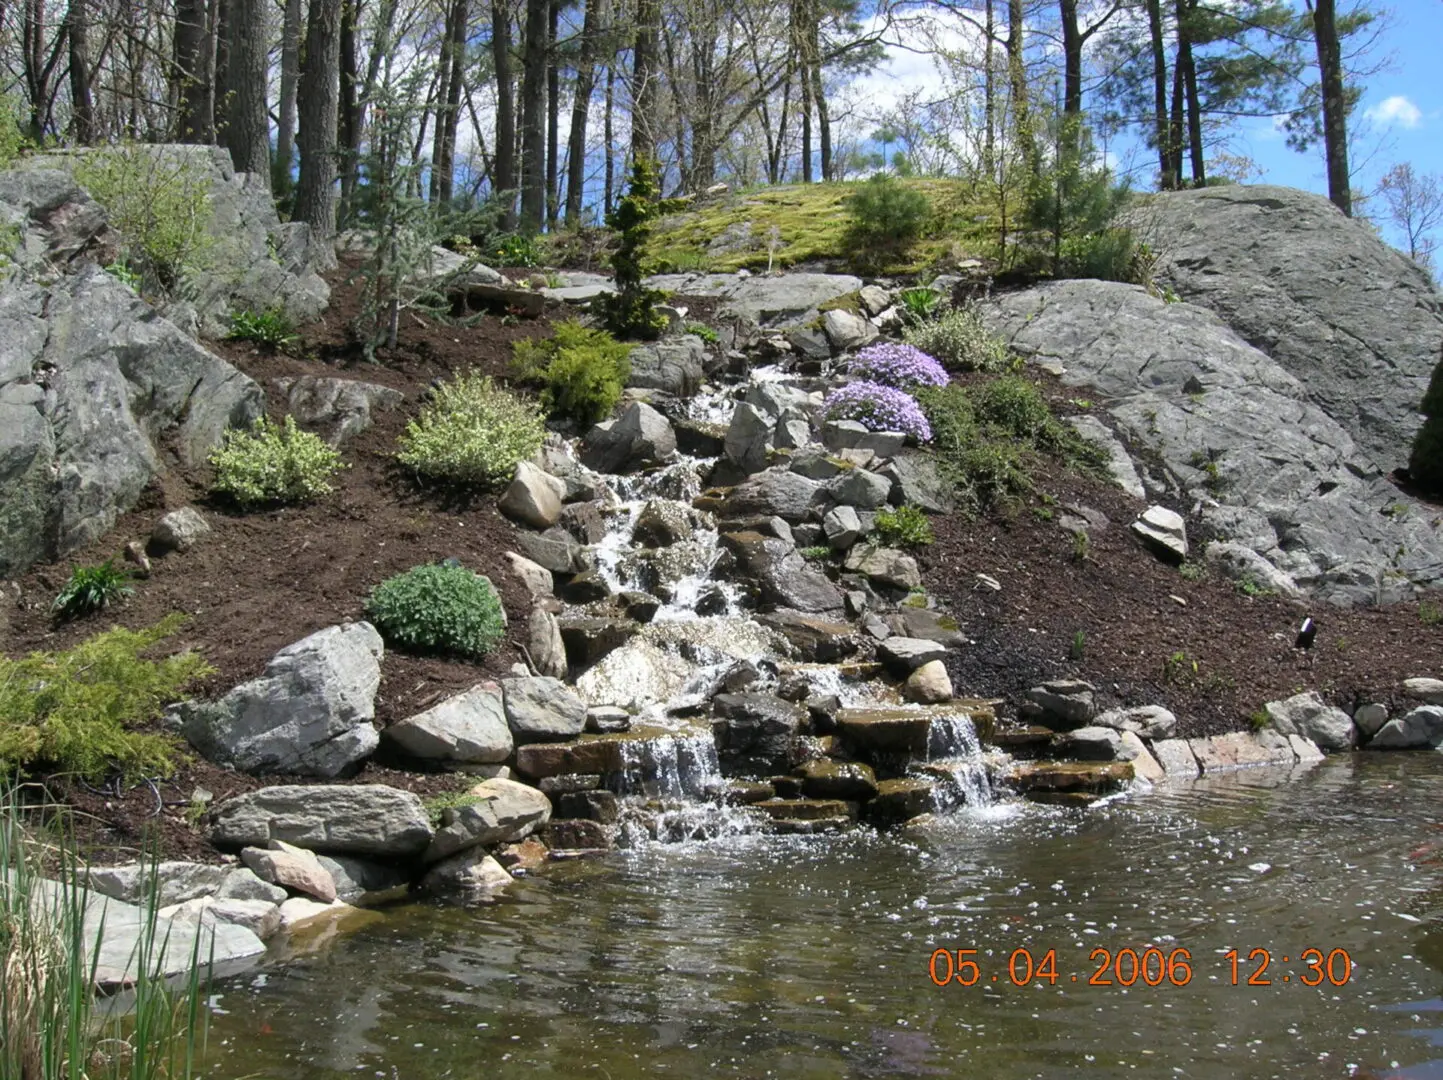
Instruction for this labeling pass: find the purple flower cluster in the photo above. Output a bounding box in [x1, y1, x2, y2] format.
[849, 342, 949, 390]
[823, 380, 933, 443]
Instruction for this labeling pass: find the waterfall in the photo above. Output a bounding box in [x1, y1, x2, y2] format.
[924, 711, 995, 810]
[612, 733, 761, 845]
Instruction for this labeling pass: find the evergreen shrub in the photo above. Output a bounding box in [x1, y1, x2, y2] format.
[366, 564, 505, 659]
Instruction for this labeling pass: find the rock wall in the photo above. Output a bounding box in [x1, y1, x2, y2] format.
[1134, 184, 1443, 472]
[0, 162, 266, 577]
[984, 280, 1443, 605]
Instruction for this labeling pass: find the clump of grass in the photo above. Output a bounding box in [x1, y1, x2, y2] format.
[227, 305, 299, 352]
[1420, 599, 1443, 626]
[1, 786, 210, 1080]
[1070, 630, 1086, 662]
[1179, 561, 1206, 582]
[423, 788, 485, 825]
[1070, 530, 1090, 563]
[875, 505, 935, 549]
[52, 560, 133, 621]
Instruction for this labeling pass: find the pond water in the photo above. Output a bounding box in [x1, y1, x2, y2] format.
[203, 755, 1443, 1079]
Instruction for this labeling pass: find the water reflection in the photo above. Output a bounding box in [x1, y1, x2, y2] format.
[203, 755, 1443, 1079]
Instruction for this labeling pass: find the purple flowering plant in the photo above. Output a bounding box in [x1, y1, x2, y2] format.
[822, 380, 933, 443]
[849, 342, 949, 390]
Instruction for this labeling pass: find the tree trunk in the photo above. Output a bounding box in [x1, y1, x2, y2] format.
[546, 0, 560, 225]
[337, 0, 361, 218]
[171, 0, 211, 141]
[1006, 0, 1033, 174]
[431, 0, 468, 204]
[1145, 0, 1171, 189]
[603, 58, 615, 214]
[565, 0, 601, 224]
[492, 0, 517, 225]
[274, 0, 303, 194]
[982, 0, 995, 181]
[225, 0, 269, 182]
[631, 0, 659, 163]
[66, 0, 94, 143]
[806, 4, 829, 181]
[295, 0, 342, 237]
[210, 0, 228, 139]
[519, 0, 547, 231]
[1059, 0, 1081, 155]
[1167, 26, 1184, 186]
[1175, 0, 1203, 185]
[1309, 0, 1351, 215]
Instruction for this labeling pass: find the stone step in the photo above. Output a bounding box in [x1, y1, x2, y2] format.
[1005, 760, 1134, 796]
[515, 723, 711, 780]
[863, 778, 937, 826]
[753, 798, 859, 822]
[835, 702, 996, 757]
[988, 724, 1054, 757]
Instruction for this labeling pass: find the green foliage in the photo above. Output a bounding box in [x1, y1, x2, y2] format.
[1070, 630, 1087, 662]
[511, 320, 631, 423]
[897, 287, 942, 323]
[346, 68, 507, 358]
[0, 615, 210, 782]
[918, 379, 1105, 517]
[423, 788, 485, 825]
[842, 175, 931, 263]
[1179, 561, 1207, 582]
[902, 305, 1014, 373]
[395, 371, 546, 488]
[51, 560, 133, 621]
[492, 233, 543, 267]
[74, 144, 214, 293]
[209, 415, 343, 508]
[1249, 708, 1270, 732]
[1070, 530, 1090, 563]
[1420, 599, 1443, 627]
[1409, 356, 1443, 495]
[0, 96, 26, 169]
[1058, 228, 1153, 284]
[2, 785, 213, 1080]
[104, 258, 142, 290]
[227, 305, 299, 352]
[598, 159, 678, 340]
[686, 321, 720, 344]
[799, 545, 831, 560]
[1161, 649, 1199, 684]
[874, 505, 935, 549]
[366, 563, 505, 659]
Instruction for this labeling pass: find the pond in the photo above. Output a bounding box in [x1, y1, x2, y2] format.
[202, 755, 1443, 1079]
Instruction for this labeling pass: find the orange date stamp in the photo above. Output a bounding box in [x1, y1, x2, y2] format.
[928, 946, 1355, 988]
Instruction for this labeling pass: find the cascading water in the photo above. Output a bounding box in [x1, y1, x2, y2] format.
[558, 367, 1009, 843]
[923, 710, 995, 810]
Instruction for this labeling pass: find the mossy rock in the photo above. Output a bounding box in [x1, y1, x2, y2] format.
[817, 290, 866, 317]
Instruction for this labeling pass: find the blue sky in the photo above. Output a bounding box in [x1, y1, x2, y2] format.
[1200, 1, 1443, 199]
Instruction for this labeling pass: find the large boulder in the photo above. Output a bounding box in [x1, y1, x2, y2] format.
[499, 461, 566, 529]
[501, 676, 587, 743]
[1136, 184, 1443, 471]
[643, 271, 863, 328]
[383, 683, 513, 764]
[720, 531, 844, 613]
[424, 778, 553, 862]
[0, 266, 263, 577]
[209, 784, 433, 857]
[274, 376, 403, 446]
[176, 623, 383, 776]
[985, 280, 1443, 604]
[702, 468, 824, 523]
[627, 337, 706, 398]
[1263, 690, 1356, 751]
[580, 401, 677, 474]
[712, 693, 807, 775]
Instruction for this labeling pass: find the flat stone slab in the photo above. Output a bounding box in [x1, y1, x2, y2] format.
[543, 283, 616, 303]
[1150, 738, 1201, 779]
[1007, 761, 1133, 794]
[1187, 731, 1294, 773]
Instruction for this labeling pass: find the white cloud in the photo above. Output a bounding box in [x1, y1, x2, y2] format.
[1366, 95, 1423, 129]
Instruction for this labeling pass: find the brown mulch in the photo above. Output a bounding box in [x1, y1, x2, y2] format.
[923, 383, 1443, 738]
[1, 262, 559, 863]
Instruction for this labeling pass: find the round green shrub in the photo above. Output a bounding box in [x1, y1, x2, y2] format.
[209, 415, 344, 508]
[366, 563, 505, 658]
[396, 371, 546, 488]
